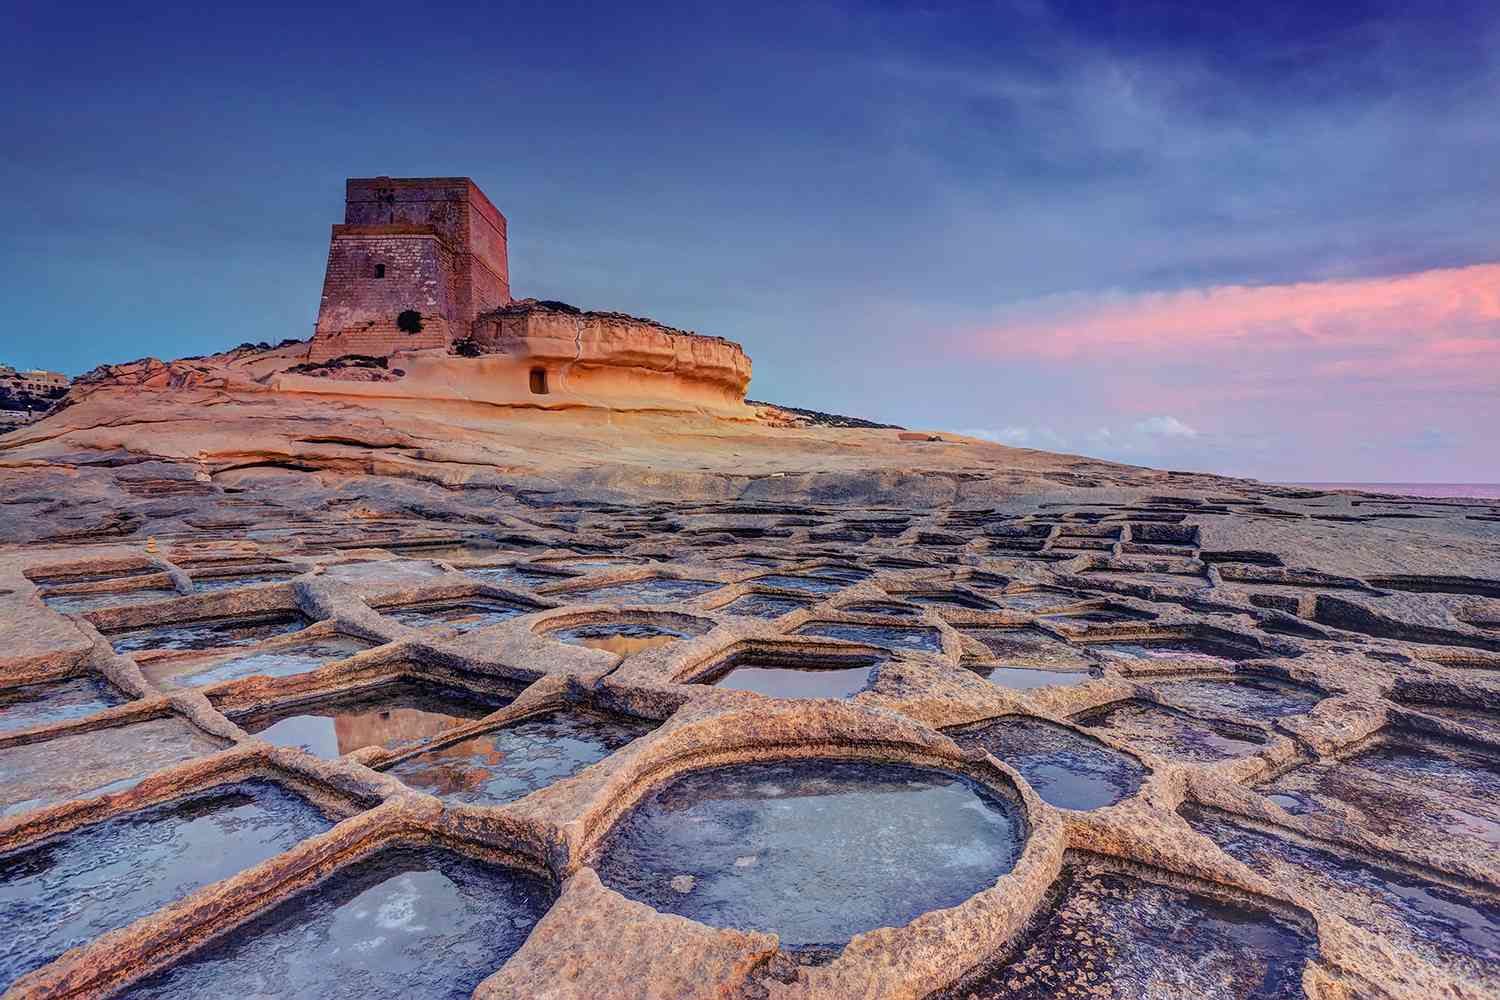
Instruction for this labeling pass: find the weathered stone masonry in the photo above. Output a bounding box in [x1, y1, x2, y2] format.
[298, 176, 754, 415]
[310, 177, 510, 362]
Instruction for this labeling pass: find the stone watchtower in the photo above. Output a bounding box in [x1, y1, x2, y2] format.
[309, 177, 509, 361]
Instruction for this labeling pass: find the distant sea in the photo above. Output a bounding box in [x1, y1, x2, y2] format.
[1283, 483, 1500, 499]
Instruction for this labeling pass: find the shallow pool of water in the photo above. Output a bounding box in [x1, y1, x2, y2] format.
[27, 566, 157, 588]
[795, 622, 943, 653]
[379, 543, 503, 563]
[719, 594, 812, 619]
[840, 601, 922, 617]
[189, 573, 294, 593]
[989, 590, 1085, 612]
[385, 709, 657, 805]
[748, 574, 845, 594]
[950, 716, 1147, 810]
[0, 780, 332, 990]
[141, 636, 374, 691]
[1089, 638, 1258, 666]
[935, 864, 1314, 999]
[548, 622, 689, 656]
[236, 681, 512, 758]
[109, 614, 313, 654]
[384, 599, 530, 632]
[0, 717, 226, 817]
[1083, 570, 1209, 589]
[118, 846, 554, 1000]
[714, 555, 782, 570]
[0, 676, 125, 735]
[906, 592, 1001, 612]
[968, 665, 1102, 691]
[703, 660, 877, 699]
[1258, 733, 1500, 856]
[1076, 700, 1269, 762]
[567, 578, 720, 605]
[462, 565, 577, 588]
[804, 566, 872, 583]
[41, 589, 179, 613]
[1146, 675, 1322, 722]
[1040, 605, 1157, 627]
[959, 627, 1094, 668]
[1184, 805, 1500, 991]
[552, 557, 647, 571]
[591, 758, 1025, 950]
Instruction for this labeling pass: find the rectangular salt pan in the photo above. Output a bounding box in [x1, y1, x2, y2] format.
[0, 676, 125, 736]
[0, 717, 226, 817]
[117, 846, 554, 1000]
[0, 780, 332, 990]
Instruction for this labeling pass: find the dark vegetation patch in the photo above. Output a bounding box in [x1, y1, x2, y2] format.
[746, 400, 903, 430]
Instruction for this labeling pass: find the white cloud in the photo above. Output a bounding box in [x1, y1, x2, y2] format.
[960, 426, 1032, 445]
[956, 414, 1219, 468]
[1134, 415, 1198, 438]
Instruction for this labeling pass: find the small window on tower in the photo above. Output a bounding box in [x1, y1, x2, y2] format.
[529, 368, 549, 395]
[374, 263, 386, 278]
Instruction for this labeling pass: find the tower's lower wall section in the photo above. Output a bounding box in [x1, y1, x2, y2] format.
[309, 227, 454, 361]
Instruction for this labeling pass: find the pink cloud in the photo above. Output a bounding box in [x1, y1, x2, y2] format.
[934, 263, 1496, 480]
[958, 263, 1500, 397]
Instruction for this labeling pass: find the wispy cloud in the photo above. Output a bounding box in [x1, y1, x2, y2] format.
[959, 263, 1500, 377]
[958, 415, 1202, 460]
[1135, 415, 1197, 438]
[960, 426, 1036, 446]
[942, 263, 1498, 478]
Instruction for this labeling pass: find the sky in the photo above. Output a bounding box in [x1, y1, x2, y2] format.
[3, 0, 1497, 482]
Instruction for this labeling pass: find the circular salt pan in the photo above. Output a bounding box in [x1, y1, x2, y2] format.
[592, 758, 1026, 949]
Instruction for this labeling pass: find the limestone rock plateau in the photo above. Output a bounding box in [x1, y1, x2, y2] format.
[0, 347, 1497, 1000]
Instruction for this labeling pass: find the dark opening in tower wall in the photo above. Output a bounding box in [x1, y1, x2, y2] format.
[309, 177, 512, 361]
[530, 368, 549, 394]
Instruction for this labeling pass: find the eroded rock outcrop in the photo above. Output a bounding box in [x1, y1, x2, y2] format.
[70, 357, 263, 397]
[465, 298, 752, 415]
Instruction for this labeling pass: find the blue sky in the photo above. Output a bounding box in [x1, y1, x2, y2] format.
[3, 1, 1497, 480]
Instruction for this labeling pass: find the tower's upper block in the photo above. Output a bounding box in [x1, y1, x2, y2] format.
[343, 178, 509, 309]
[310, 177, 510, 361]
